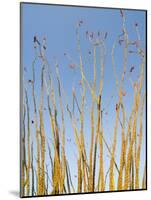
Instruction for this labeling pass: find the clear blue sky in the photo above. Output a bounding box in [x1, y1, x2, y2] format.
[21, 3, 146, 193]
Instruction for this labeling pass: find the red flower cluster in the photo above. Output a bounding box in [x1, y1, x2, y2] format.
[69, 63, 76, 69]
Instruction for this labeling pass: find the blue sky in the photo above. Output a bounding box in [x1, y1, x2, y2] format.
[21, 3, 146, 193]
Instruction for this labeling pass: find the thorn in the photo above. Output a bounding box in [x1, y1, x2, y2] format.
[129, 50, 134, 54]
[88, 50, 91, 55]
[119, 39, 124, 45]
[89, 32, 94, 39]
[43, 45, 46, 50]
[34, 36, 37, 43]
[116, 104, 119, 111]
[130, 66, 135, 73]
[24, 67, 27, 72]
[33, 35, 40, 45]
[120, 9, 124, 17]
[104, 32, 108, 39]
[28, 79, 33, 84]
[134, 22, 138, 27]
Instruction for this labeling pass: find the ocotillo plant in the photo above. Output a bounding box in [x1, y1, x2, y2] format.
[21, 8, 146, 197]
